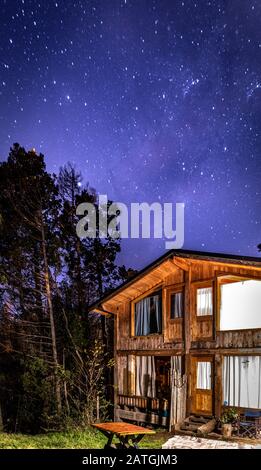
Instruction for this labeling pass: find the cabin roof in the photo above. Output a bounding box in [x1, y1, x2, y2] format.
[89, 249, 261, 315]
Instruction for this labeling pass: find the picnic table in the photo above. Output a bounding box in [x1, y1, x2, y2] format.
[92, 422, 155, 449]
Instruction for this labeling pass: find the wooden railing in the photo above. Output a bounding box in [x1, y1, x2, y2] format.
[118, 394, 169, 411]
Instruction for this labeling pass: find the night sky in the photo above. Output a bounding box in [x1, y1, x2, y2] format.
[0, 0, 261, 269]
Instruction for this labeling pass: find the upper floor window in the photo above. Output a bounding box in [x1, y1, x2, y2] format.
[220, 278, 261, 331]
[170, 291, 184, 319]
[134, 291, 162, 336]
[197, 287, 213, 316]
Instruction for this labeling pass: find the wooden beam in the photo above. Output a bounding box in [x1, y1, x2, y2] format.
[90, 307, 112, 317]
[128, 355, 136, 395]
[188, 258, 261, 271]
[189, 348, 261, 355]
[172, 257, 190, 271]
[184, 266, 192, 417]
[117, 349, 184, 356]
[214, 354, 222, 418]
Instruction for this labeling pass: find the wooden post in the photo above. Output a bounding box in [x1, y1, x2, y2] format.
[214, 353, 222, 418]
[128, 355, 136, 395]
[184, 268, 191, 416]
[114, 313, 119, 421]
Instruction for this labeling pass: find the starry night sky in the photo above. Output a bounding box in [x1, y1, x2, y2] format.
[0, 0, 261, 268]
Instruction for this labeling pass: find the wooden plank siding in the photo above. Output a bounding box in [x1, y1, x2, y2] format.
[103, 254, 261, 422]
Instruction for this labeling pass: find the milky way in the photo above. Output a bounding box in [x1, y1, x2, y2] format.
[0, 0, 261, 268]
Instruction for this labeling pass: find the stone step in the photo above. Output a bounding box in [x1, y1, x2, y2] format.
[189, 415, 212, 424]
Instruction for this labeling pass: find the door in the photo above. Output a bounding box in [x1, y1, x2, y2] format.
[191, 356, 213, 415]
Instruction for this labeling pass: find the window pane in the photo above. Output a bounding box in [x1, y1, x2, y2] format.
[220, 280, 261, 330]
[170, 292, 183, 319]
[197, 287, 213, 316]
[197, 361, 211, 390]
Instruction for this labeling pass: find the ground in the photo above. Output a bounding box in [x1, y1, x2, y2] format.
[163, 435, 257, 449]
[0, 428, 168, 449]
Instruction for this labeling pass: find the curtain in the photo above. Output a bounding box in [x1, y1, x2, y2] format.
[135, 297, 150, 336]
[171, 292, 183, 318]
[135, 294, 161, 335]
[171, 356, 182, 373]
[169, 356, 186, 430]
[135, 356, 156, 397]
[197, 287, 213, 316]
[223, 356, 261, 409]
[196, 361, 211, 389]
[151, 294, 161, 332]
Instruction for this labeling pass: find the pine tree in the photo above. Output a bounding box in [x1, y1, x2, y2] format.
[0, 144, 62, 423]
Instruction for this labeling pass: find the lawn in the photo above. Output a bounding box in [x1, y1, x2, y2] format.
[0, 428, 167, 449]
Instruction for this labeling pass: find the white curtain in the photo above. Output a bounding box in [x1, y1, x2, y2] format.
[171, 292, 183, 318]
[223, 356, 261, 409]
[135, 356, 156, 397]
[135, 294, 161, 335]
[169, 356, 186, 429]
[135, 297, 150, 336]
[197, 287, 213, 316]
[196, 361, 211, 389]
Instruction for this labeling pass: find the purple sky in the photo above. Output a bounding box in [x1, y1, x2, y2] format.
[0, 0, 261, 269]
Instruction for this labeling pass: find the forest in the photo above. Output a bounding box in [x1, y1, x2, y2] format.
[0, 144, 134, 434]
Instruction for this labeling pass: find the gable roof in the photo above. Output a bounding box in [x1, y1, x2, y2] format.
[89, 249, 261, 315]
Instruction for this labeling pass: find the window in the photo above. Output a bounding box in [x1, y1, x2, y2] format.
[220, 279, 261, 331]
[197, 287, 213, 316]
[170, 291, 184, 319]
[223, 356, 261, 409]
[134, 291, 162, 336]
[196, 361, 212, 390]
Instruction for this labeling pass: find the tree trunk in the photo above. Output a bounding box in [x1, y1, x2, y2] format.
[0, 402, 3, 432]
[40, 211, 62, 414]
[63, 349, 70, 415]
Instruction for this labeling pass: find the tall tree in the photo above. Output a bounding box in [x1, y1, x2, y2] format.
[0, 144, 62, 419]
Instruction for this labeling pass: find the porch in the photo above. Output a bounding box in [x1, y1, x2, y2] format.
[115, 394, 169, 427]
[115, 354, 186, 429]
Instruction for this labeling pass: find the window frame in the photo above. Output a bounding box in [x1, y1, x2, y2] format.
[196, 360, 212, 390]
[195, 281, 214, 321]
[167, 285, 185, 323]
[131, 286, 163, 337]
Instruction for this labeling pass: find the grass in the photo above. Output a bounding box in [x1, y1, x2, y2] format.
[0, 428, 167, 449]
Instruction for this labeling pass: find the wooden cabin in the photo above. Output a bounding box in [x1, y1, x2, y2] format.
[91, 250, 261, 430]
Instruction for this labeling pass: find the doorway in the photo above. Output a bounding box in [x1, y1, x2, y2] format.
[191, 356, 214, 415]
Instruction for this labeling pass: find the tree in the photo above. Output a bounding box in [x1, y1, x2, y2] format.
[0, 144, 133, 432]
[0, 144, 62, 424]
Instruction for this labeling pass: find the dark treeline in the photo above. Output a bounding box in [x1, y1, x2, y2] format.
[0, 144, 135, 434]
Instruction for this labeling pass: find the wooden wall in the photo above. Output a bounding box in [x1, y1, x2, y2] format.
[115, 259, 261, 353]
